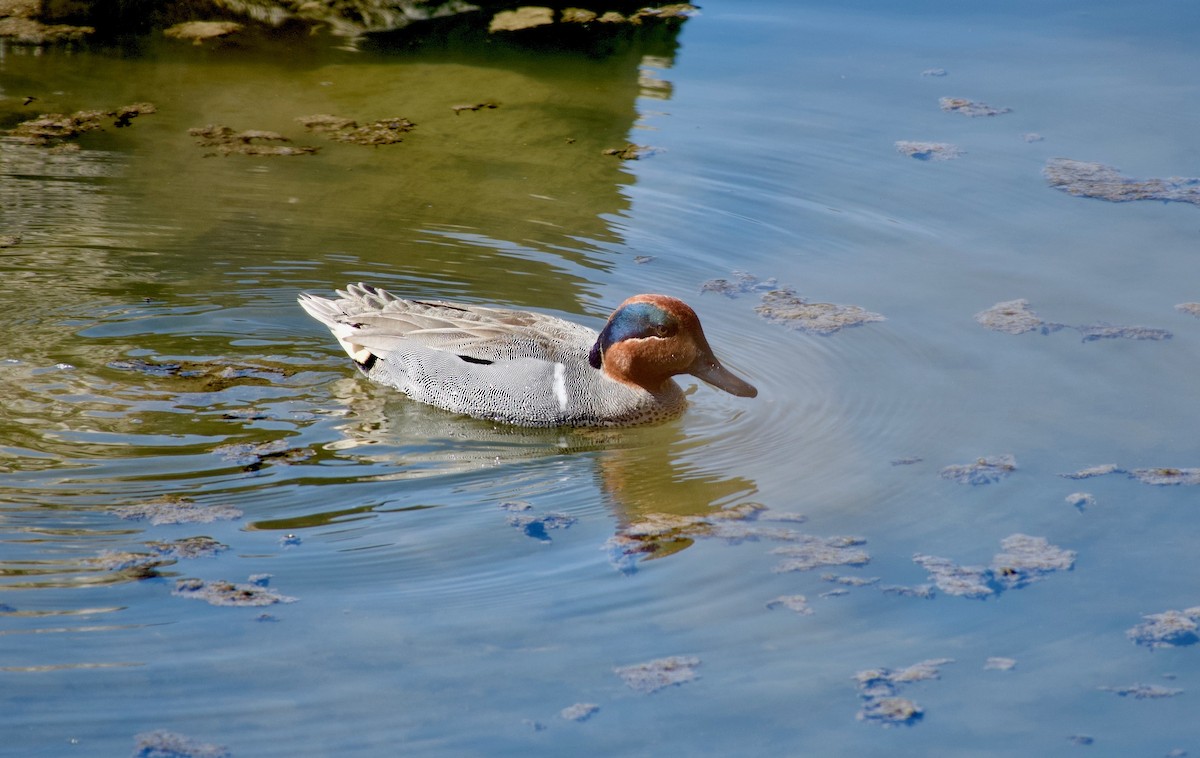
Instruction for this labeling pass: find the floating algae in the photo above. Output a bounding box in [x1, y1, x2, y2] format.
[1127, 608, 1200, 648]
[1059, 464, 1120, 480]
[500, 501, 576, 541]
[822, 573, 880, 587]
[1177, 303, 1200, 318]
[213, 439, 314, 470]
[8, 103, 155, 146]
[1059, 464, 1200, 486]
[939, 454, 1017, 485]
[296, 114, 415, 145]
[113, 496, 243, 526]
[173, 575, 296, 607]
[914, 534, 1075, 599]
[699, 271, 778, 298]
[975, 300, 1169, 341]
[451, 102, 499, 115]
[939, 97, 1011, 117]
[854, 658, 953, 727]
[1100, 683, 1183, 699]
[605, 502, 775, 568]
[771, 535, 870, 573]
[1044, 158, 1200, 207]
[132, 730, 230, 758]
[991, 534, 1077, 590]
[89, 551, 169, 578]
[108, 358, 293, 392]
[1126, 468, 1200, 486]
[880, 584, 935, 599]
[755, 288, 885, 335]
[984, 657, 1017, 671]
[188, 125, 318, 156]
[766, 594, 813, 615]
[614, 655, 700, 694]
[895, 141, 962, 161]
[913, 554, 996, 599]
[559, 702, 599, 722]
[1076, 323, 1171, 342]
[1065, 492, 1095, 512]
[147, 536, 228, 560]
[602, 143, 656, 160]
[91, 536, 228, 577]
[974, 299, 1062, 335]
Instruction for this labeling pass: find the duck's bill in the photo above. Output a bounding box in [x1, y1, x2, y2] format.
[689, 357, 758, 398]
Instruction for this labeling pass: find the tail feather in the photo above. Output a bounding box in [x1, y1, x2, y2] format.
[297, 292, 375, 365]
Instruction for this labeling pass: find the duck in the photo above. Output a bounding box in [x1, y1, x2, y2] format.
[298, 283, 757, 427]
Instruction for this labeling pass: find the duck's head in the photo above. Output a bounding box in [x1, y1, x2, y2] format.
[588, 294, 758, 398]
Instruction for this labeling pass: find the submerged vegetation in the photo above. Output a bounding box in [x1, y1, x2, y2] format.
[701, 272, 885, 334]
[975, 300, 1172, 342]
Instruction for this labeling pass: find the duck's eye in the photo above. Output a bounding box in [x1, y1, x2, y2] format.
[652, 324, 672, 338]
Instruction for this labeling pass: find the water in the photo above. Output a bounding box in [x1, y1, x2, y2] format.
[2, 1, 1199, 755]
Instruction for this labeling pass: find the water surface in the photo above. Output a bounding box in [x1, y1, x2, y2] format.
[2, 1, 1199, 755]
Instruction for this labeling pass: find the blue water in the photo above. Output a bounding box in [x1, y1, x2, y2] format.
[2, 1, 1199, 755]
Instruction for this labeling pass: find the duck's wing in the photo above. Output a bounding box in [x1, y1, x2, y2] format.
[300, 285, 596, 365]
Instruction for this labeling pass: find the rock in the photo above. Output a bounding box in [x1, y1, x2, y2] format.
[163, 21, 242, 44]
[489, 6, 553, 32]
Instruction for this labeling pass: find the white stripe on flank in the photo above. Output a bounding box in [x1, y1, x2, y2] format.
[552, 363, 569, 412]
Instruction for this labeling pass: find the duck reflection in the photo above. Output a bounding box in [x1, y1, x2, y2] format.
[295, 377, 758, 562]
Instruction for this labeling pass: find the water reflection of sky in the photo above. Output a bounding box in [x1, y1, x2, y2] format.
[2, 0, 1199, 754]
